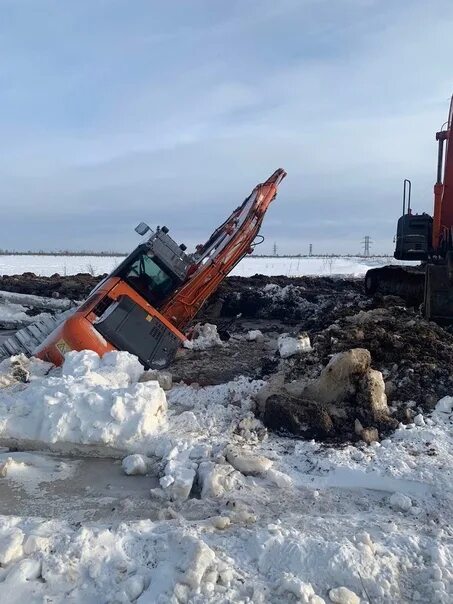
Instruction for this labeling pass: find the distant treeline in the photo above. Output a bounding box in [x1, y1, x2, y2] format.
[0, 250, 394, 259]
[0, 250, 127, 257]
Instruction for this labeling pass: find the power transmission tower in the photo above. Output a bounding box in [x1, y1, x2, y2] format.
[361, 235, 372, 256]
[273, 242, 277, 256]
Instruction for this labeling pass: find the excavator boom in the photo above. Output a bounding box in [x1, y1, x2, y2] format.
[163, 169, 286, 329]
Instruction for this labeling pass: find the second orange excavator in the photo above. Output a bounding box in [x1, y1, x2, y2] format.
[365, 96, 453, 321]
[24, 169, 286, 368]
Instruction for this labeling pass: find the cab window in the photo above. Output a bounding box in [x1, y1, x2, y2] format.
[124, 252, 177, 306]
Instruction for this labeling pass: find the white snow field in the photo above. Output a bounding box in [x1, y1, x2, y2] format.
[0, 351, 451, 603]
[0, 254, 415, 278]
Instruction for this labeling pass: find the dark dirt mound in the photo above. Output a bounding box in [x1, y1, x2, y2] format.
[310, 306, 453, 410]
[0, 273, 104, 299]
[202, 275, 368, 331]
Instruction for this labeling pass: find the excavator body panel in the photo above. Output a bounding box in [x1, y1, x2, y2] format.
[35, 275, 187, 368]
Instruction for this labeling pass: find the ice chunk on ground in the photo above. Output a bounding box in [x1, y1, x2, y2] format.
[226, 446, 273, 475]
[280, 574, 316, 601]
[389, 492, 412, 512]
[0, 528, 24, 564]
[278, 333, 312, 358]
[247, 329, 264, 342]
[184, 323, 223, 350]
[163, 458, 197, 501]
[328, 586, 360, 604]
[414, 413, 425, 426]
[140, 369, 173, 390]
[436, 396, 453, 413]
[180, 536, 216, 590]
[197, 461, 238, 497]
[122, 454, 148, 475]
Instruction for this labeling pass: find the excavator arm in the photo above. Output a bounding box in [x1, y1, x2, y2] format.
[162, 169, 287, 329]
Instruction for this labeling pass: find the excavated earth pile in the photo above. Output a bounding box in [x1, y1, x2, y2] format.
[1, 272, 452, 444]
[0, 272, 104, 299]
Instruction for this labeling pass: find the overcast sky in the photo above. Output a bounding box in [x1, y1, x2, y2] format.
[1, 0, 452, 255]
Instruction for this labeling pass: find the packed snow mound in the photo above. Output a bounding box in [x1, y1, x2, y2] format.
[0, 350, 167, 451]
[0, 516, 221, 603]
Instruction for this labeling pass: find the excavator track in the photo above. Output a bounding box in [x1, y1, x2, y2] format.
[364, 265, 425, 305]
[0, 310, 73, 361]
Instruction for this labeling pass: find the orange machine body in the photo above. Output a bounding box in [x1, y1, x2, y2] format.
[34, 277, 187, 366]
[35, 169, 286, 369]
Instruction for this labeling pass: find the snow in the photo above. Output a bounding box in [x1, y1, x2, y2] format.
[247, 329, 264, 342]
[0, 291, 73, 329]
[328, 586, 360, 604]
[0, 254, 122, 277]
[436, 395, 453, 414]
[277, 333, 312, 358]
[121, 454, 149, 475]
[0, 351, 167, 452]
[0, 350, 451, 601]
[184, 323, 223, 350]
[0, 254, 416, 277]
[0, 302, 42, 329]
[389, 491, 413, 512]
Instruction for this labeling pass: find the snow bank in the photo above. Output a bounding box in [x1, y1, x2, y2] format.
[0, 350, 167, 452]
[0, 516, 222, 603]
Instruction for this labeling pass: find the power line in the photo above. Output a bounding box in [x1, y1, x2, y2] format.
[361, 235, 372, 256]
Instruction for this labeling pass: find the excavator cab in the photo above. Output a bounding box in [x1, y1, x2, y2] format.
[111, 228, 190, 310]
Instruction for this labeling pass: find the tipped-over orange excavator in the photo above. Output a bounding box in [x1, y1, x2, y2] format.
[23, 169, 285, 368]
[365, 96, 453, 321]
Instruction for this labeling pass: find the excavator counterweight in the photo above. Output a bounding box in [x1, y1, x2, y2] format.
[0, 170, 286, 368]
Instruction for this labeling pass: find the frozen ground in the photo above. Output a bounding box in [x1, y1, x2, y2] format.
[0, 254, 416, 278]
[0, 349, 450, 603]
